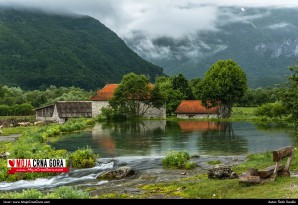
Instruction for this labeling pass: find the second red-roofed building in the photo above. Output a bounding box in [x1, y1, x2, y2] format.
[175, 100, 219, 119]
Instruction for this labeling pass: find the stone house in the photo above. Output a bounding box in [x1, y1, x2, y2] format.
[175, 100, 219, 119]
[36, 84, 166, 123]
[90, 84, 166, 119]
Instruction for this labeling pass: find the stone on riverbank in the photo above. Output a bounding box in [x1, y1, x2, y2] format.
[208, 165, 238, 179]
[0, 152, 10, 159]
[97, 166, 135, 180]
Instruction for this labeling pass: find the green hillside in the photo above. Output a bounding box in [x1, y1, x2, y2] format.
[0, 8, 164, 90]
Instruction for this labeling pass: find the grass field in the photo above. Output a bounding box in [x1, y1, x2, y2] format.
[231, 107, 258, 121]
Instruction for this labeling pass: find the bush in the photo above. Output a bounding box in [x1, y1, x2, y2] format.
[59, 118, 88, 132]
[101, 107, 126, 121]
[47, 186, 89, 199]
[162, 150, 196, 169]
[184, 161, 197, 169]
[255, 102, 288, 119]
[68, 146, 98, 168]
[0, 189, 43, 199]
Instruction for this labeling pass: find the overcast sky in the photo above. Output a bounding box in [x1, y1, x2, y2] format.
[1, 0, 298, 39]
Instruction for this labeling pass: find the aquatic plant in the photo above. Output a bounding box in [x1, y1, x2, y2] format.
[68, 146, 98, 168]
[162, 150, 196, 169]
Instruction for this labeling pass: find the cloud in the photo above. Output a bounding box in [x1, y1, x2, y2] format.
[1, 0, 298, 62]
[268, 22, 291, 29]
[1, 0, 298, 39]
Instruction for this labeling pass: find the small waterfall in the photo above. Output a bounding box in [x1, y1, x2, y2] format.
[0, 162, 114, 191]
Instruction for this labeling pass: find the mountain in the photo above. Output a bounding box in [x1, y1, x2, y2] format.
[0, 7, 164, 90]
[125, 7, 298, 88]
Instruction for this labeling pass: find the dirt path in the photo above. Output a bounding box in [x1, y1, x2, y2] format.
[0, 134, 21, 142]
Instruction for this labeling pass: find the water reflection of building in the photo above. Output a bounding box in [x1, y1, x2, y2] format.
[178, 121, 224, 132]
[92, 124, 116, 155]
[91, 121, 166, 156]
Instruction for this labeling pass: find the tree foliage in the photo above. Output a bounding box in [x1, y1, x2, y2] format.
[109, 73, 166, 118]
[0, 85, 93, 115]
[236, 87, 284, 107]
[155, 76, 184, 116]
[198, 59, 248, 118]
[282, 63, 298, 123]
[171, 74, 195, 100]
[255, 102, 288, 119]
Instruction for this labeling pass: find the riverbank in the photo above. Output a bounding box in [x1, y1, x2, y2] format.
[1, 151, 298, 199]
[90, 152, 298, 199]
[89, 155, 247, 199]
[0, 155, 247, 198]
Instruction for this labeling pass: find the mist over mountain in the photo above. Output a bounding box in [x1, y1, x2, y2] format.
[0, 7, 164, 90]
[124, 7, 298, 88]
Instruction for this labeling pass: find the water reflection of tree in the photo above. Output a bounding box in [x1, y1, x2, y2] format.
[288, 129, 298, 148]
[254, 121, 290, 130]
[199, 122, 248, 155]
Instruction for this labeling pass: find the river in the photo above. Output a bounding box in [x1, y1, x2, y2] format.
[0, 120, 295, 193]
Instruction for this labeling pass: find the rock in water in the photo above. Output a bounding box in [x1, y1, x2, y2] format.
[208, 166, 238, 179]
[97, 166, 135, 180]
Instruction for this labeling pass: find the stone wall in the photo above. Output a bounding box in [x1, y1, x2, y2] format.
[176, 113, 218, 119]
[143, 103, 166, 119]
[91, 101, 166, 119]
[91, 101, 110, 117]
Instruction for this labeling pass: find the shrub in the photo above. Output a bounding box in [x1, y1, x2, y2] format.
[255, 102, 288, 119]
[162, 150, 196, 169]
[0, 189, 43, 199]
[47, 186, 89, 199]
[59, 118, 88, 132]
[68, 146, 98, 168]
[101, 107, 126, 121]
[184, 161, 197, 169]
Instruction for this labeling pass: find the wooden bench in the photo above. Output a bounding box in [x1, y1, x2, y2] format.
[239, 146, 295, 185]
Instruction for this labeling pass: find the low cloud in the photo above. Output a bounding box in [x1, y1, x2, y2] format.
[268, 22, 291, 29]
[1, 0, 298, 39]
[1, 0, 297, 61]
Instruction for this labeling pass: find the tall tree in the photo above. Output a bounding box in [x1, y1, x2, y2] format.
[155, 76, 184, 115]
[0, 86, 4, 99]
[171, 74, 195, 100]
[198, 59, 247, 118]
[109, 73, 165, 118]
[282, 63, 298, 124]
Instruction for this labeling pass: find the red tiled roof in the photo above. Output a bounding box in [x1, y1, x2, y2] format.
[174, 100, 219, 114]
[90, 84, 119, 101]
[90, 83, 155, 101]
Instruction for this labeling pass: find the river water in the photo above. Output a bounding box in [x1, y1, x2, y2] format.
[49, 120, 296, 157]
